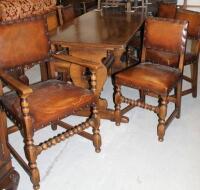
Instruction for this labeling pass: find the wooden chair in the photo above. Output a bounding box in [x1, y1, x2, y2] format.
[0, 15, 102, 190]
[157, 2, 177, 18]
[175, 9, 200, 97]
[113, 17, 188, 141]
[152, 9, 200, 97]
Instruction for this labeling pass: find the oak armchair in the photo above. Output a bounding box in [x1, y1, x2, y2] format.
[0, 15, 102, 190]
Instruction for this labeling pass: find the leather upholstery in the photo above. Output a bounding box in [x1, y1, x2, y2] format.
[158, 3, 177, 19]
[146, 49, 198, 66]
[115, 17, 188, 96]
[0, 79, 95, 130]
[115, 63, 181, 95]
[0, 0, 56, 21]
[146, 49, 179, 67]
[144, 18, 187, 55]
[176, 9, 200, 40]
[0, 16, 50, 70]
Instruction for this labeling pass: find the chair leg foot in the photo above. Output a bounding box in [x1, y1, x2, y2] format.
[28, 152, 40, 190]
[157, 124, 165, 142]
[158, 137, 164, 142]
[51, 123, 57, 131]
[176, 110, 181, 119]
[115, 122, 121, 126]
[93, 128, 101, 153]
[33, 185, 40, 190]
[192, 90, 197, 98]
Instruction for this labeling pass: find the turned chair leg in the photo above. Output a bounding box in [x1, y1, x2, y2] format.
[24, 134, 40, 190]
[92, 105, 101, 153]
[114, 84, 122, 126]
[157, 96, 167, 142]
[191, 63, 198, 98]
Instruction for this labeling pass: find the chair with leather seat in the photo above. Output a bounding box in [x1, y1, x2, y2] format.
[175, 9, 200, 97]
[113, 17, 188, 141]
[0, 15, 102, 190]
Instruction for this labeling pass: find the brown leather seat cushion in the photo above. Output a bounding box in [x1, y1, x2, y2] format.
[0, 79, 95, 130]
[115, 63, 181, 95]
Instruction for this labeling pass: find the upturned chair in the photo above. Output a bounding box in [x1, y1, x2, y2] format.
[0, 15, 102, 190]
[113, 17, 188, 141]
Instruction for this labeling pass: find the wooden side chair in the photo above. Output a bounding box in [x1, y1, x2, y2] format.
[0, 15, 102, 190]
[157, 2, 177, 18]
[175, 9, 200, 97]
[113, 17, 188, 141]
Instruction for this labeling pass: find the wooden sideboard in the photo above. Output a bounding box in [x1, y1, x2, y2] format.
[0, 112, 19, 190]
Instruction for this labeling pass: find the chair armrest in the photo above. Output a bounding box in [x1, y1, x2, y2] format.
[0, 69, 33, 96]
[52, 54, 103, 71]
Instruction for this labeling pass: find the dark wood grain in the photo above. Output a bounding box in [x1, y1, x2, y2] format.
[51, 9, 145, 49]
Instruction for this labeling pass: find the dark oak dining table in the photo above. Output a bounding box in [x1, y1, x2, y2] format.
[50, 8, 146, 122]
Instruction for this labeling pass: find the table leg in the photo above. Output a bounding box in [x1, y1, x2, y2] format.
[68, 47, 129, 123]
[111, 48, 127, 74]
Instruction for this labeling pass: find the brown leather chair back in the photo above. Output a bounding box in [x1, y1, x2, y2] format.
[142, 17, 188, 69]
[158, 2, 177, 19]
[0, 16, 50, 70]
[176, 9, 200, 40]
